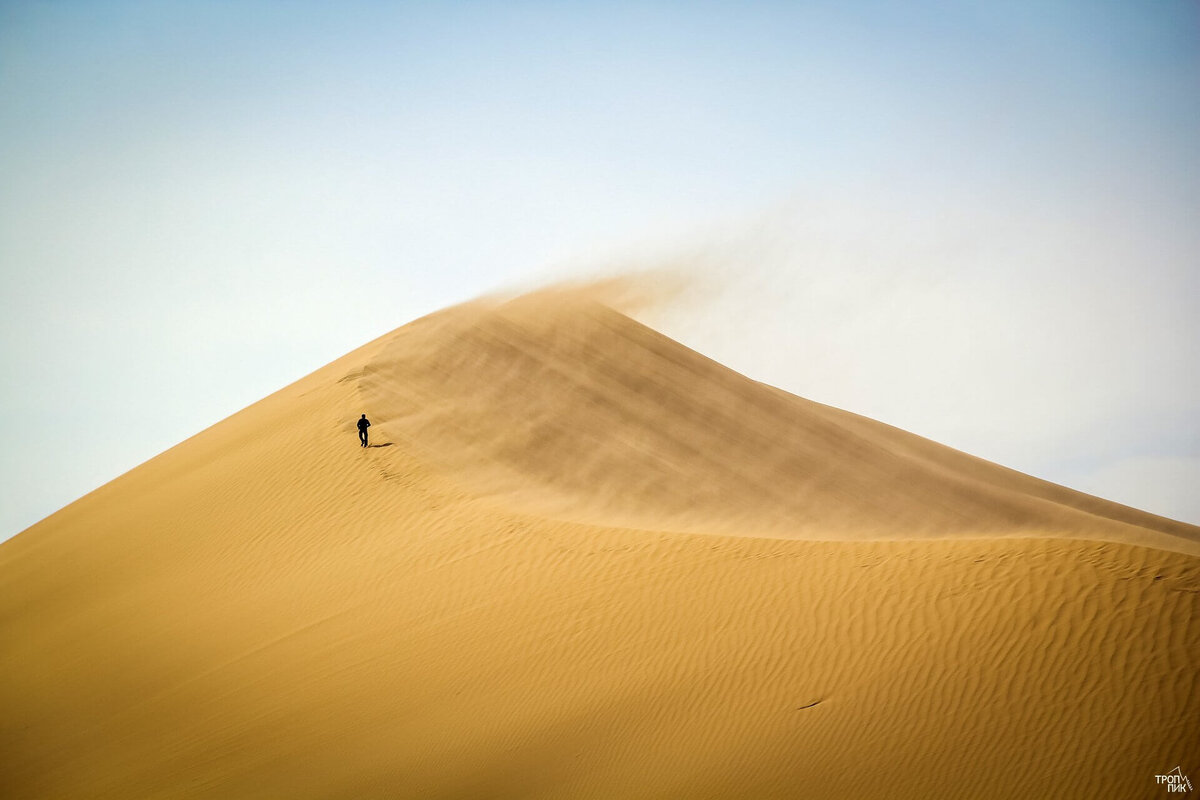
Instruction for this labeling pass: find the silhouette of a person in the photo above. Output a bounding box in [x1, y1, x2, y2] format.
[357, 414, 370, 447]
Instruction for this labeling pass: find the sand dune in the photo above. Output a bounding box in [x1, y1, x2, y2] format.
[3, 291, 1197, 799]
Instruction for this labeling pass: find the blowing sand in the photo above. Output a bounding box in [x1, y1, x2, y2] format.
[2, 292, 1197, 799]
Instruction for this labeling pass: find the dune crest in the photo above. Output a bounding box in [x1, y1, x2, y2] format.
[2, 291, 1197, 799]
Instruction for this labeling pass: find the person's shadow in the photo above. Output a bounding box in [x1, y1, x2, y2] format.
[367, 443, 393, 448]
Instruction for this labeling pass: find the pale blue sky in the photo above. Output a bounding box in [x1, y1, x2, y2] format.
[2, 1, 1198, 538]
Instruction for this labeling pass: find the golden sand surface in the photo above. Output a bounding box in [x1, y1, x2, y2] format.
[3, 293, 1197, 799]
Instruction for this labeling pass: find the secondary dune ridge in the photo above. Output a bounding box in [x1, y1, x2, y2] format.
[2, 291, 1197, 799]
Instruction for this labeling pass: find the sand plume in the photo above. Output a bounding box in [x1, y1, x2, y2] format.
[362, 292, 1200, 552]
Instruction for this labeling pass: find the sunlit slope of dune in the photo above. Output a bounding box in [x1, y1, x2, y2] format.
[2, 293, 1197, 800]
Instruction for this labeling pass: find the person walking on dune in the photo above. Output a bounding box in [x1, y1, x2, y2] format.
[357, 414, 371, 448]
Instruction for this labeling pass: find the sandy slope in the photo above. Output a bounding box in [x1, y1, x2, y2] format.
[2, 292, 1197, 799]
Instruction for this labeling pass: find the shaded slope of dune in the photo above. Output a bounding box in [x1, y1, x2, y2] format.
[362, 293, 1199, 552]
[2, 292, 1198, 799]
